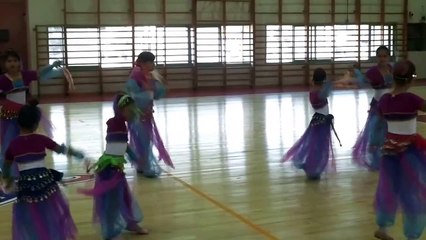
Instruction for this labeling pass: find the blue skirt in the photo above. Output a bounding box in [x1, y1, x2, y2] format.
[352, 98, 387, 170]
[79, 166, 143, 239]
[282, 113, 336, 179]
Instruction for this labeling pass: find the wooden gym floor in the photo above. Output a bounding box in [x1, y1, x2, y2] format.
[1, 86, 426, 240]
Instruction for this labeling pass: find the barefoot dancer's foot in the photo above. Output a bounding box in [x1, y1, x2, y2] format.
[126, 224, 149, 235]
[374, 230, 394, 240]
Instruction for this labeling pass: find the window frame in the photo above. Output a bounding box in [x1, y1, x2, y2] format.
[265, 23, 396, 64]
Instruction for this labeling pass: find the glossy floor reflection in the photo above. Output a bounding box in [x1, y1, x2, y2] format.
[1, 87, 426, 240]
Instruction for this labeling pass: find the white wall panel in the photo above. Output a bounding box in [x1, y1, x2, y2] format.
[167, 0, 192, 12]
[134, 13, 163, 25]
[134, 0, 162, 12]
[100, 15, 132, 25]
[227, 2, 251, 22]
[197, 1, 223, 22]
[255, 0, 278, 13]
[100, 0, 130, 12]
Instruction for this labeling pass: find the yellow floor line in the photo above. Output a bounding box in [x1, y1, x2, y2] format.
[165, 171, 280, 240]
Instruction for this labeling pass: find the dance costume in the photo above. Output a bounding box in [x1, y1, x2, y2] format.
[4, 134, 79, 240]
[125, 67, 174, 177]
[282, 81, 339, 179]
[352, 65, 393, 170]
[374, 92, 426, 239]
[0, 62, 63, 176]
[79, 115, 143, 240]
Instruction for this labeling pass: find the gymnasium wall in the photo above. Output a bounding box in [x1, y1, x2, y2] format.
[24, 0, 425, 95]
[407, 0, 426, 79]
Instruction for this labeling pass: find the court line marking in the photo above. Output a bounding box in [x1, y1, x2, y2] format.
[164, 170, 280, 240]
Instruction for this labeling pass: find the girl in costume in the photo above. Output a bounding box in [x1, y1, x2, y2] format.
[2, 104, 85, 240]
[125, 51, 174, 178]
[79, 94, 148, 240]
[350, 46, 393, 170]
[0, 50, 73, 177]
[373, 60, 426, 240]
[281, 68, 341, 180]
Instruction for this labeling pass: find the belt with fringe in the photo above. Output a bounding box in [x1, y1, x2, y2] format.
[311, 113, 342, 147]
[0, 100, 23, 119]
[383, 133, 426, 155]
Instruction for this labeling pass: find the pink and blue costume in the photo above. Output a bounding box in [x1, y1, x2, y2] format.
[125, 67, 174, 177]
[4, 134, 79, 240]
[375, 92, 426, 239]
[79, 112, 143, 240]
[352, 65, 393, 170]
[0, 63, 63, 176]
[281, 81, 339, 179]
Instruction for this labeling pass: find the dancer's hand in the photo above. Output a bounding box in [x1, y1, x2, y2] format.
[3, 177, 14, 192]
[84, 159, 93, 173]
[67, 146, 85, 160]
[352, 62, 360, 69]
[52, 60, 63, 68]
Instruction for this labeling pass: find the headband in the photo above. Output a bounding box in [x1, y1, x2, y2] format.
[394, 74, 417, 82]
[118, 95, 133, 108]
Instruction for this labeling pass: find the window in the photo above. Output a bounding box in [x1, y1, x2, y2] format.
[66, 28, 100, 66]
[196, 25, 253, 64]
[49, 26, 192, 67]
[48, 25, 253, 67]
[223, 25, 252, 63]
[100, 26, 133, 68]
[135, 26, 192, 65]
[334, 25, 362, 61]
[48, 27, 65, 65]
[370, 25, 394, 56]
[311, 25, 333, 60]
[196, 27, 221, 63]
[265, 25, 307, 63]
[265, 25, 293, 63]
[266, 24, 394, 63]
[48, 27, 133, 68]
[294, 26, 307, 61]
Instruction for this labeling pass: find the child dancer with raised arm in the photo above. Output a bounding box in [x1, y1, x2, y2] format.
[0, 50, 73, 177]
[281, 68, 341, 180]
[125, 51, 174, 177]
[348, 46, 393, 170]
[2, 104, 85, 240]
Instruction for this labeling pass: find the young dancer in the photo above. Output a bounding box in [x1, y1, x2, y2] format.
[2, 104, 85, 240]
[125, 51, 174, 178]
[0, 50, 70, 177]
[373, 60, 426, 240]
[79, 94, 148, 240]
[351, 46, 393, 170]
[281, 68, 341, 180]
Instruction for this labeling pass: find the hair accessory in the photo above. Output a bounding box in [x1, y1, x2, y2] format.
[118, 95, 132, 108]
[394, 76, 410, 82]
